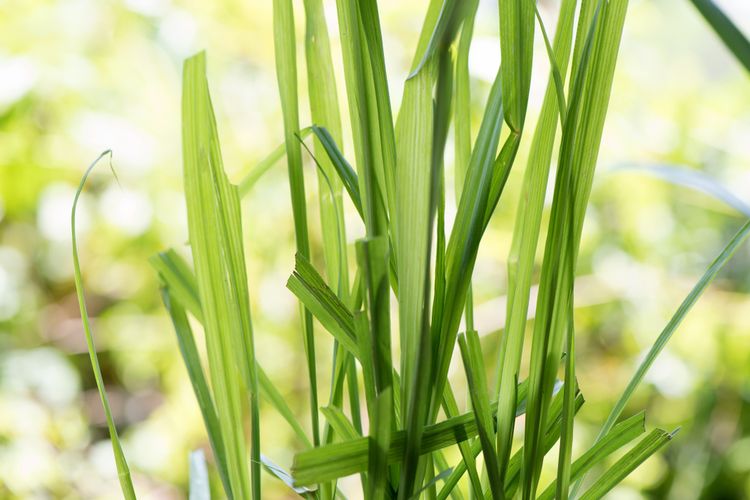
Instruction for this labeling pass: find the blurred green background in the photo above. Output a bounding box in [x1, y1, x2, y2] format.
[1, 0, 749, 498]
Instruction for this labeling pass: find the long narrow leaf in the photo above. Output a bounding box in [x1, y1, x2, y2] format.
[598, 219, 750, 439]
[182, 52, 260, 499]
[72, 151, 136, 500]
[159, 287, 231, 497]
[578, 429, 677, 500]
[273, 0, 320, 447]
[688, 0, 750, 73]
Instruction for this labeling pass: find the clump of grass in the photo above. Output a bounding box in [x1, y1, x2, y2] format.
[72, 0, 750, 498]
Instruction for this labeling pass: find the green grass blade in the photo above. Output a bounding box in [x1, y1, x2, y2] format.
[189, 450, 211, 500]
[499, 0, 535, 131]
[368, 388, 394, 499]
[440, 385, 483, 498]
[431, 452, 461, 500]
[153, 249, 315, 453]
[453, 0, 478, 201]
[356, 237, 393, 397]
[287, 253, 360, 358]
[556, 319, 577, 500]
[357, 0, 398, 221]
[406, 0, 459, 79]
[504, 389, 584, 499]
[159, 287, 232, 497]
[182, 52, 260, 499]
[598, 219, 750, 439]
[398, 4, 468, 495]
[454, 0, 479, 330]
[432, 66, 504, 423]
[409, 467, 453, 500]
[302, 0, 349, 302]
[435, 382, 575, 500]
[394, 0, 438, 424]
[522, 2, 629, 496]
[538, 412, 646, 500]
[257, 366, 313, 448]
[273, 0, 320, 447]
[333, 0, 388, 237]
[322, 406, 362, 441]
[237, 127, 312, 197]
[533, 3, 568, 123]
[457, 331, 502, 498]
[71, 151, 136, 500]
[312, 126, 364, 216]
[494, 0, 577, 482]
[151, 250, 202, 321]
[578, 429, 677, 500]
[688, 0, 750, 73]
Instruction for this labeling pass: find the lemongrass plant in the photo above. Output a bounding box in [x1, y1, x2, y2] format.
[71, 0, 750, 498]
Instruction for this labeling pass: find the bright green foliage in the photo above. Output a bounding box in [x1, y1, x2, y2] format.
[73, 0, 750, 498]
[181, 52, 261, 499]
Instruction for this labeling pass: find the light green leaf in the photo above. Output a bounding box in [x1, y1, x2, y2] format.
[182, 52, 260, 499]
[71, 151, 136, 500]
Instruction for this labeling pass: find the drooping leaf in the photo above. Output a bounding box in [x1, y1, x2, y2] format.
[71, 151, 136, 500]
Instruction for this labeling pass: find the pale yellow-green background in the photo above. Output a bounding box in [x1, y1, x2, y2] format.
[1, 0, 749, 498]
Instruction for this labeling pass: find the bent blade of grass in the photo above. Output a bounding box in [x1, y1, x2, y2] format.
[533, 3, 568, 123]
[688, 0, 750, 73]
[494, 0, 577, 482]
[312, 126, 364, 217]
[578, 428, 677, 500]
[72, 151, 136, 500]
[287, 253, 360, 358]
[406, 0, 458, 79]
[273, 0, 320, 447]
[538, 411, 646, 500]
[182, 52, 260, 499]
